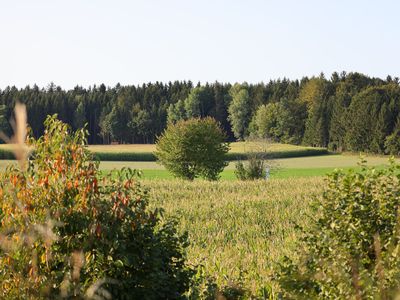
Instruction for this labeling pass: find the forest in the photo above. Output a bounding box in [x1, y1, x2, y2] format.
[0, 71, 399, 154]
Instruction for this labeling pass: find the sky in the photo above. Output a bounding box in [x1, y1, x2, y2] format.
[1, 0, 400, 89]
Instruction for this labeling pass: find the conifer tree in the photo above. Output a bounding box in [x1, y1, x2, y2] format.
[0, 105, 10, 140]
[73, 100, 86, 130]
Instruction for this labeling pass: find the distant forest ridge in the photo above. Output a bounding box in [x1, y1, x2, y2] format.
[0, 71, 399, 154]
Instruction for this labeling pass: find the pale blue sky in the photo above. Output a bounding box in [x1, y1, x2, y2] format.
[1, 0, 399, 89]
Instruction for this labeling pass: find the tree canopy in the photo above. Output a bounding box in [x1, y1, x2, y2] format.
[155, 117, 229, 180]
[1, 72, 399, 154]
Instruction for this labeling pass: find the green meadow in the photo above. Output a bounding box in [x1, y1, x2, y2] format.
[0, 151, 396, 180]
[97, 154, 395, 179]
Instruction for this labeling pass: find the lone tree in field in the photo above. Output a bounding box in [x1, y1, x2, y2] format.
[155, 117, 229, 180]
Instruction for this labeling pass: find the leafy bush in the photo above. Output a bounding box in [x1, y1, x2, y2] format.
[155, 117, 229, 180]
[234, 157, 266, 180]
[0, 114, 193, 299]
[277, 159, 400, 299]
[234, 139, 274, 180]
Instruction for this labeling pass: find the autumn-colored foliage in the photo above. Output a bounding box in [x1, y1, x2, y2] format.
[0, 114, 192, 299]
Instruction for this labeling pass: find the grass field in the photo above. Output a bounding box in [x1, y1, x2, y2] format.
[0, 154, 396, 180]
[97, 154, 396, 170]
[100, 154, 396, 179]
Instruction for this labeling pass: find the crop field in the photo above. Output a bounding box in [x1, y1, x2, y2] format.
[145, 177, 325, 296]
[0, 142, 329, 161]
[87, 144, 156, 153]
[0, 148, 397, 297]
[87, 142, 325, 154]
[0, 142, 321, 154]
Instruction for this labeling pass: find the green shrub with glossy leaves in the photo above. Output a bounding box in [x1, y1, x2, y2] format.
[155, 117, 229, 180]
[277, 159, 400, 299]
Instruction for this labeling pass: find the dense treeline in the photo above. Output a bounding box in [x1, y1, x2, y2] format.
[0, 72, 399, 154]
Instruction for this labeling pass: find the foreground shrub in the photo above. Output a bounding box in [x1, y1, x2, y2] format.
[155, 117, 229, 180]
[0, 114, 193, 299]
[277, 159, 400, 299]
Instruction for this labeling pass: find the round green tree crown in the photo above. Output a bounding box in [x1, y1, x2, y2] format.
[155, 117, 230, 180]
